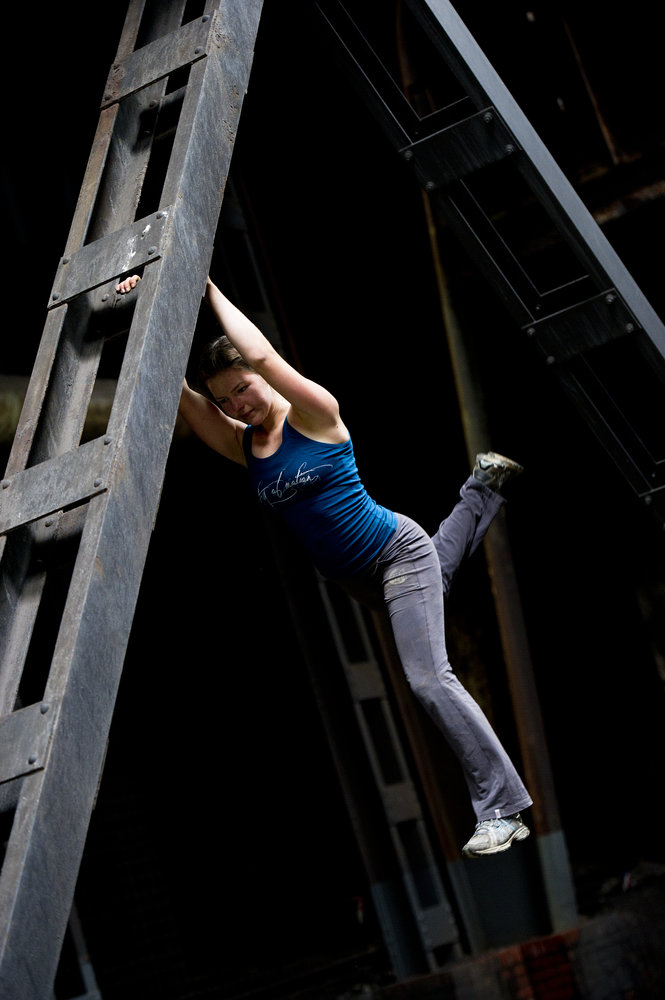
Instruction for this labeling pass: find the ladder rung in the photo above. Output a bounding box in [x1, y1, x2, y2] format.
[383, 782, 423, 824]
[524, 290, 637, 364]
[402, 106, 518, 188]
[419, 901, 460, 949]
[345, 660, 385, 700]
[0, 702, 55, 784]
[0, 436, 113, 535]
[101, 13, 216, 108]
[48, 209, 171, 306]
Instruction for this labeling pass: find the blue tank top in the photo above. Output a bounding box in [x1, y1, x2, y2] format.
[243, 418, 397, 577]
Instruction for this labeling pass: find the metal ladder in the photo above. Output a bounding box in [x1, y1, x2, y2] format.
[314, 0, 665, 529]
[0, 2, 263, 995]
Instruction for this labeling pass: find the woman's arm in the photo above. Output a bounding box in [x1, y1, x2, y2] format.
[115, 275, 246, 463]
[204, 279, 344, 437]
[178, 379, 247, 465]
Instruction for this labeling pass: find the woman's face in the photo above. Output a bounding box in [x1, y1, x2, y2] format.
[207, 368, 272, 425]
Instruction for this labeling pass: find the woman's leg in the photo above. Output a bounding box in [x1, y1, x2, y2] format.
[431, 476, 504, 597]
[376, 515, 532, 823]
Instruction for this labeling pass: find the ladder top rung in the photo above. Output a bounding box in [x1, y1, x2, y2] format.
[102, 14, 216, 108]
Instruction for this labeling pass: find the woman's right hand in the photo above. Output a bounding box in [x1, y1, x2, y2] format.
[116, 275, 141, 294]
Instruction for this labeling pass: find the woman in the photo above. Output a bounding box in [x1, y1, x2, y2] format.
[117, 273, 532, 857]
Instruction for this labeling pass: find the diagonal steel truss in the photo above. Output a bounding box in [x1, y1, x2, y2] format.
[315, 0, 665, 530]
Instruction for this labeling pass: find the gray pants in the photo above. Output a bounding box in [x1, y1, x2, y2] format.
[337, 476, 532, 822]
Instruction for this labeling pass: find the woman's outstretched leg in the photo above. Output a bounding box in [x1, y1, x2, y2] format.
[431, 453, 522, 596]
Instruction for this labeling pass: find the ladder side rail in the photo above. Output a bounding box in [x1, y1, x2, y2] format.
[0, 313, 71, 714]
[3, 309, 76, 478]
[0, 527, 47, 714]
[113, 0, 149, 64]
[30, 302, 108, 464]
[0, 3, 264, 995]
[556, 361, 663, 494]
[313, 0, 420, 148]
[159, 4, 261, 211]
[0, 507, 85, 719]
[439, 181, 543, 326]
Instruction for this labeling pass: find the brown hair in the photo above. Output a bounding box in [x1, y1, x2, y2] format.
[197, 335, 253, 387]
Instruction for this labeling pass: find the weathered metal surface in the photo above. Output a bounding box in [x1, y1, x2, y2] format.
[0, 435, 114, 534]
[0, 2, 265, 996]
[0, 702, 55, 784]
[48, 209, 171, 305]
[101, 12, 216, 107]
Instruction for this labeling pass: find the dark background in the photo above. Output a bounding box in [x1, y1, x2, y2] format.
[3, 1, 665, 997]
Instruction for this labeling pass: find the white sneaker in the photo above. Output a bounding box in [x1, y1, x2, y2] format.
[462, 813, 530, 858]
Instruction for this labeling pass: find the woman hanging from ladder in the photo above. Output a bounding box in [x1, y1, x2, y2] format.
[117, 272, 532, 857]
